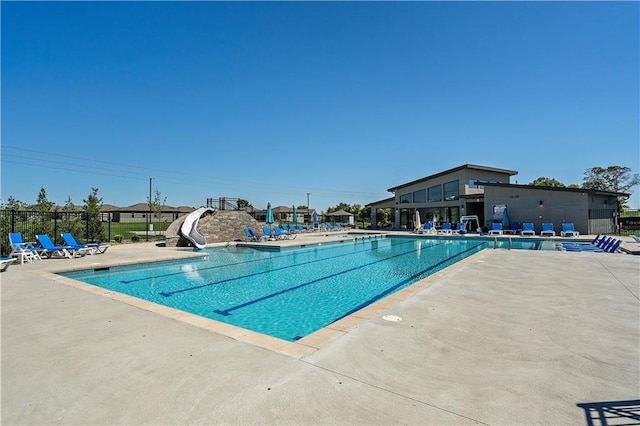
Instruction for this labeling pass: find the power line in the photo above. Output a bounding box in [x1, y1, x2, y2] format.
[1, 145, 386, 198]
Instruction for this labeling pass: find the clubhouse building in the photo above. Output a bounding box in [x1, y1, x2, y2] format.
[366, 164, 628, 236]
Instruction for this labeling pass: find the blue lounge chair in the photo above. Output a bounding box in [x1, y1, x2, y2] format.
[560, 223, 579, 237]
[488, 223, 503, 235]
[452, 222, 466, 235]
[262, 226, 276, 240]
[36, 234, 89, 258]
[244, 227, 266, 242]
[297, 224, 305, 233]
[418, 222, 435, 234]
[558, 235, 621, 253]
[8, 232, 42, 264]
[540, 223, 556, 237]
[1, 257, 16, 272]
[61, 232, 110, 254]
[438, 223, 452, 235]
[520, 223, 536, 237]
[273, 225, 295, 240]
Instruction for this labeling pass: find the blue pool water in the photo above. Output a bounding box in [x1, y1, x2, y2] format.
[61, 236, 490, 342]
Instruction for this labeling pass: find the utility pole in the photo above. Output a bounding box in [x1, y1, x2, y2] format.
[306, 192, 310, 223]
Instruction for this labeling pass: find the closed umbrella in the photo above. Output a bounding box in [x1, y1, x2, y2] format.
[313, 211, 318, 230]
[414, 210, 421, 232]
[266, 203, 274, 233]
[292, 205, 297, 223]
[502, 205, 510, 229]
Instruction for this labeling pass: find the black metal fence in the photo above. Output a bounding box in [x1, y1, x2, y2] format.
[589, 208, 639, 235]
[0, 210, 170, 256]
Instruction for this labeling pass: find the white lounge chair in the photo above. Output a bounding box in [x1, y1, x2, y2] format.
[61, 233, 110, 254]
[438, 223, 453, 235]
[560, 223, 579, 237]
[540, 223, 556, 237]
[8, 232, 42, 264]
[521, 223, 536, 236]
[488, 223, 503, 235]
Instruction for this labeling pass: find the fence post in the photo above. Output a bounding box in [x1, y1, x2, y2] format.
[53, 212, 58, 245]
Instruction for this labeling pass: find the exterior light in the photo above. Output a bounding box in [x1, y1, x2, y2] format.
[539, 200, 544, 207]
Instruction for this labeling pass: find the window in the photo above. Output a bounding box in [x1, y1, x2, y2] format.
[444, 180, 459, 200]
[468, 179, 484, 189]
[413, 189, 426, 203]
[399, 193, 412, 203]
[428, 185, 442, 202]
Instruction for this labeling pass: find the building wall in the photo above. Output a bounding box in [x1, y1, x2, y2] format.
[483, 186, 617, 235]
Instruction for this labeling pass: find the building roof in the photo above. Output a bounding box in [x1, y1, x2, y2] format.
[105, 203, 196, 212]
[387, 164, 518, 193]
[326, 209, 353, 216]
[480, 182, 630, 198]
[365, 197, 395, 208]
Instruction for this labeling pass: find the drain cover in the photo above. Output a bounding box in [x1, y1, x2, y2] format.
[382, 315, 402, 322]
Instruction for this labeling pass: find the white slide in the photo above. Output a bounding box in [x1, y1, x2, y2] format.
[179, 207, 216, 249]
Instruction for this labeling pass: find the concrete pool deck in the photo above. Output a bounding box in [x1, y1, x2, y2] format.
[1, 233, 639, 425]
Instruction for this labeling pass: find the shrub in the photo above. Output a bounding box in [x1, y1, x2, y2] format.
[131, 235, 140, 242]
[114, 235, 123, 243]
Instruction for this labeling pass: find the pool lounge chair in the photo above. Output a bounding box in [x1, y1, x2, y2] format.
[540, 223, 556, 237]
[61, 232, 110, 254]
[280, 224, 292, 235]
[488, 223, 503, 235]
[559, 237, 622, 253]
[452, 222, 467, 235]
[418, 222, 436, 235]
[560, 223, 580, 237]
[262, 226, 277, 240]
[438, 223, 452, 235]
[631, 235, 640, 243]
[1, 257, 16, 272]
[273, 225, 295, 240]
[520, 223, 536, 237]
[36, 234, 89, 258]
[8, 232, 42, 264]
[244, 227, 266, 242]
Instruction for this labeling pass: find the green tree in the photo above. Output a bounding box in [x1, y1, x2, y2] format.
[529, 177, 566, 187]
[377, 208, 391, 228]
[327, 202, 352, 214]
[149, 188, 167, 223]
[83, 188, 105, 242]
[61, 196, 83, 239]
[0, 196, 27, 255]
[3, 196, 27, 210]
[583, 166, 640, 208]
[237, 199, 251, 209]
[34, 187, 55, 236]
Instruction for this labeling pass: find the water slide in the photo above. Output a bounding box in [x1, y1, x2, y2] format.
[179, 207, 216, 249]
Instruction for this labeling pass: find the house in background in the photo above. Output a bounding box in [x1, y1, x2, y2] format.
[247, 206, 317, 224]
[367, 164, 628, 235]
[326, 209, 355, 226]
[101, 203, 195, 223]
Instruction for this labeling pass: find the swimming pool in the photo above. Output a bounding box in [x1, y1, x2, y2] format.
[61, 236, 490, 342]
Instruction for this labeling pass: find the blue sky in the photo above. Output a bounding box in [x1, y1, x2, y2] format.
[2, 1, 639, 211]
